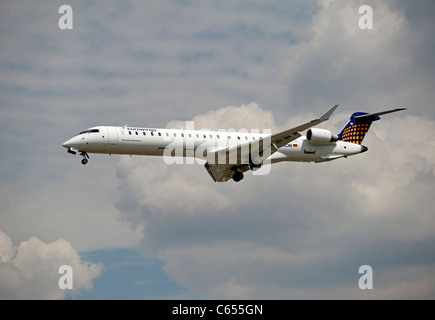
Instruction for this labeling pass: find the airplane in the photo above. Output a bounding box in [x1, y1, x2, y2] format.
[62, 106, 405, 182]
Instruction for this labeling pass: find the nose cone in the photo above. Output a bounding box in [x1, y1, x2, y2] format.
[62, 138, 74, 149]
[361, 145, 368, 153]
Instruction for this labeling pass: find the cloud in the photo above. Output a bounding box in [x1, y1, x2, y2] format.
[0, 230, 102, 299]
[284, 0, 435, 116]
[113, 100, 435, 298]
[0, 163, 144, 252]
[166, 102, 277, 131]
[0, 231, 15, 263]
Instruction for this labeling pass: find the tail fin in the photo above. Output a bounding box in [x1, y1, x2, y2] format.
[337, 112, 373, 145]
[337, 108, 406, 145]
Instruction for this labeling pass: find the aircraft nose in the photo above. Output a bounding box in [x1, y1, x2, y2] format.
[62, 138, 73, 149]
[361, 145, 368, 153]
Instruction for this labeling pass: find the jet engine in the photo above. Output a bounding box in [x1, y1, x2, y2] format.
[306, 128, 338, 144]
[249, 154, 262, 171]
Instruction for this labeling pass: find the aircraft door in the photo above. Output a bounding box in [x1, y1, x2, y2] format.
[106, 126, 118, 145]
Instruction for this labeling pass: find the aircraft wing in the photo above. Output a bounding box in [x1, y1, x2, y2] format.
[204, 105, 339, 182]
[268, 104, 338, 149]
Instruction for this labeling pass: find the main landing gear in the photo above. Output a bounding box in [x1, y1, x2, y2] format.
[80, 151, 89, 165]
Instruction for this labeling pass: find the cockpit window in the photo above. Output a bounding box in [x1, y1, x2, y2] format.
[78, 129, 100, 135]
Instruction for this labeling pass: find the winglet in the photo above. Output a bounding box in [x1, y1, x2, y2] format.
[318, 104, 339, 122]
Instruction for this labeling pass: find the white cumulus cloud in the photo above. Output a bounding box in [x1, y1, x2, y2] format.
[0, 230, 102, 299]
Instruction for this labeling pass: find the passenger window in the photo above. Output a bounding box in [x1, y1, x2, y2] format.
[196, 134, 199, 138]
[217, 135, 220, 139]
[189, 134, 192, 138]
[129, 131, 132, 135]
[238, 136, 240, 140]
[228, 136, 231, 139]
[166, 132, 169, 137]
[174, 133, 177, 137]
[158, 132, 161, 136]
[181, 133, 184, 137]
[245, 136, 248, 140]
[203, 134, 206, 139]
[136, 132, 138, 135]
[143, 132, 146, 136]
[151, 132, 154, 136]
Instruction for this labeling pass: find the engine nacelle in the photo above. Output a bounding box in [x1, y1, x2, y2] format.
[249, 154, 262, 171]
[306, 128, 338, 144]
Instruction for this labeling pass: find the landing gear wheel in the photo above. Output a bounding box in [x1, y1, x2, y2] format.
[233, 171, 244, 182]
[81, 158, 88, 165]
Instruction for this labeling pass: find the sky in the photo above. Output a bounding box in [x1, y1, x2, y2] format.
[0, 0, 434, 299]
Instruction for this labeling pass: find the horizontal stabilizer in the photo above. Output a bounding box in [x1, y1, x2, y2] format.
[354, 108, 407, 123]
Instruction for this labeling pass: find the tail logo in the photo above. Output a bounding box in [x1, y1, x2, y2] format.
[340, 123, 371, 145]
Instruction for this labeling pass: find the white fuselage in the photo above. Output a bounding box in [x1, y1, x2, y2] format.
[62, 126, 365, 164]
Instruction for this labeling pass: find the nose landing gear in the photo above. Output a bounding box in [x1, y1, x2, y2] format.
[80, 152, 89, 165]
[65, 147, 89, 165]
